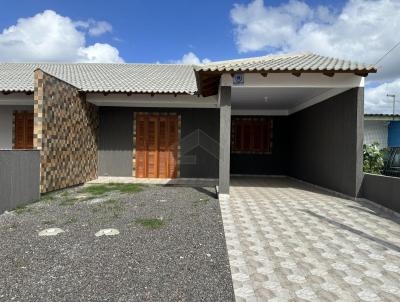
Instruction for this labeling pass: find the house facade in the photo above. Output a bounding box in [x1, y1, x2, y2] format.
[364, 114, 400, 148]
[0, 53, 377, 199]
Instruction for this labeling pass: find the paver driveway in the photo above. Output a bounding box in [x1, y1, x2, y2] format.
[220, 177, 400, 302]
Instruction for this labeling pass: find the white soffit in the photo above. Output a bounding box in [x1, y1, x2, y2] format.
[86, 93, 218, 108]
[0, 92, 33, 106]
[221, 73, 364, 88]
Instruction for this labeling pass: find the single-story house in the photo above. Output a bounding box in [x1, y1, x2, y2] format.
[364, 114, 400, 148]
[0, 53, 377, 199]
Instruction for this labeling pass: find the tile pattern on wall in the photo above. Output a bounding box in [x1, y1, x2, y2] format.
[34, 70, 99, 193]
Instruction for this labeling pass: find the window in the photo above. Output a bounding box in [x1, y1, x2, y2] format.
[231, 117, 273, 154]
[14, 112, 34, 149]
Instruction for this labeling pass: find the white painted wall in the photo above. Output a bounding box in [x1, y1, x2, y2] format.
[364, 120, 389, 148]
[0, 105, 33, 149]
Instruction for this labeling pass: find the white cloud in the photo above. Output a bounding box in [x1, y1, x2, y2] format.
[0, 10, 123, 63]
[75, 19, 113, 36]
[230, 0, 400, 82]
[172, 52, 211, 64]
[365, 80, 400, 114]
[231, 0, 400, 113]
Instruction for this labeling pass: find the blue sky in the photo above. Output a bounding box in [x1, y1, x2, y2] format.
[0, 0, 347, 63]
[0, 0, 399, 113]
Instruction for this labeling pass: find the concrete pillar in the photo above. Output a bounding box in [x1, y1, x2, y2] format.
[219, 86, 231, 199]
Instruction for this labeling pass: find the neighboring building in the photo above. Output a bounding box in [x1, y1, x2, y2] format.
[0, 53, 377, 199]
[364, 114, 400, 148]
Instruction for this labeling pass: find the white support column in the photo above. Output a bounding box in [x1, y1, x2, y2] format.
[218, 86, 231, 200]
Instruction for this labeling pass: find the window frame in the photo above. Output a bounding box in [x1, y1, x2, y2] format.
[231, 117, 273, 154]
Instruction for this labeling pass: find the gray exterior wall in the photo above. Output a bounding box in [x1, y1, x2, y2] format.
[288, 88, 364, 197]
[361, 173, 400, 213]
[180, 108, 220, 178]
[230, 116, 289, 175]
[98, 107, 219, 178]
[99, 108, 133, 177]
[0, 150, 40, 213]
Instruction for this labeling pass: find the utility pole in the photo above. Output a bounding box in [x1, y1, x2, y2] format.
[387, 94, 396, 120]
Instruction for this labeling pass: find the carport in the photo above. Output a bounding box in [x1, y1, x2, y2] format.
[194, 54, 375, 199]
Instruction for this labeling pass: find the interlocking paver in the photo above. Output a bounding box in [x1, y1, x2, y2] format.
[221, 177, 400, 302]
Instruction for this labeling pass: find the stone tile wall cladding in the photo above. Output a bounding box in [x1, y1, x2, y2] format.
[34, 70, 99, 193]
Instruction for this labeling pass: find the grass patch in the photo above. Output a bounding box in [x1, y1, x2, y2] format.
[13, 205, 33, 215]
[135, 218, 165, 230]
[82, 183, 143, 196]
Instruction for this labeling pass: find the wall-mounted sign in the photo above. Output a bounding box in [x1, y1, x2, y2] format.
[233, 73, 244, 85]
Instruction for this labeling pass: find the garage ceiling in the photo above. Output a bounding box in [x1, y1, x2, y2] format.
[231, 87, 331, 110]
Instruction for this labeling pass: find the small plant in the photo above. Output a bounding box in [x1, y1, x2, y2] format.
[40, 194, 55, 203]
[90, 199, 123, 219]
[14, 205, 32, 215]
[363, 143, 384, 174]
[135, 218, 165, 229]
[60, 197, 80, 206]
[64, 217, 78, 224]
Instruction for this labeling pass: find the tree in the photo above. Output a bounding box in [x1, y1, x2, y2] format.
[363, 143, 384, 174]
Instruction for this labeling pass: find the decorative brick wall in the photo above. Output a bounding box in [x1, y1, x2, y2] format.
[34, 69, 99, 193]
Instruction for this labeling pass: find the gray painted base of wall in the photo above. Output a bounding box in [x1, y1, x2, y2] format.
[0, 150, 40, 213]
[361, 173, 400, 213]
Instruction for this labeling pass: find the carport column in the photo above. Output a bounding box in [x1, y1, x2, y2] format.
[219, 86, 231, 200]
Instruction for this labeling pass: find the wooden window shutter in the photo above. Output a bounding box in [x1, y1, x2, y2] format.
[167, 116, 178, 178]
[158, 116, 169, 178]
[135, 115, 147, 178]
[146, 116, 158, 178]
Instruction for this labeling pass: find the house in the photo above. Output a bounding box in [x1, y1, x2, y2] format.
[0, 53, 377, 199]
[364, 114, 400, 148]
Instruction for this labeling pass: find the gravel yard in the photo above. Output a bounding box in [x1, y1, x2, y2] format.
[0, 184, 234, 302]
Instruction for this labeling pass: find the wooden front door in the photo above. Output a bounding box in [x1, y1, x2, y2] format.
[14, 112, 34, 149]
[135, 114, 178, 178]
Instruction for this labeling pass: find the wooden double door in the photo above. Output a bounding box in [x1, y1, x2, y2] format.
[135, 114, 178, 178]
[14, 112, 34, 149]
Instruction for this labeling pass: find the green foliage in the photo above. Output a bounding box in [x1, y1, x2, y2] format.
[363, 143, 384, 174]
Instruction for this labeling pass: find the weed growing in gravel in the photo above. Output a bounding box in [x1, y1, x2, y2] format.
[13, 205, 33, 215]
[193, 198, 210, 206]
[82, 183, 143, 196]
[14, 258, 29, 268]
[64, 217, 78, 224]
[40, 193, 56, 203]
[60, 191, 71, 197]
[60, 197, 80, 206]
[135, 218, 165, 229]
[90, 199, 123, 219]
